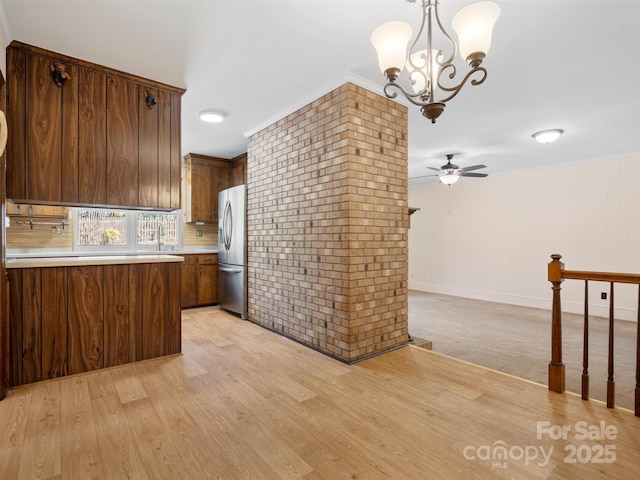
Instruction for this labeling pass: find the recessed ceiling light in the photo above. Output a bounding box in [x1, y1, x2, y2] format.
[532, 129, 564, 144]
[199, 110, 226, 123]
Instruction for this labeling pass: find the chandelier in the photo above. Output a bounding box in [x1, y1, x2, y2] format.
[371, 0, 500, 123]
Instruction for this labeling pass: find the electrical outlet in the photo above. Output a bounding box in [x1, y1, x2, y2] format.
[195, 230, 203, 237]
[601, 292, 607, 300]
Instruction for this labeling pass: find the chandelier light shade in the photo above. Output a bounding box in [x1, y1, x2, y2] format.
[451, 2, 501, 66]
[371, 0, 501, 123]
[370, 21, 414, 74]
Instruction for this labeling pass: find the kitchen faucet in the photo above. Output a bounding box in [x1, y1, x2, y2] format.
[158, 223, 164, 251]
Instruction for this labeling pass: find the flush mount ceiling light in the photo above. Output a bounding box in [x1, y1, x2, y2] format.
[199, 110, 226, 123]
[371, 0, 500, 123]
[532, 129, 564, 144]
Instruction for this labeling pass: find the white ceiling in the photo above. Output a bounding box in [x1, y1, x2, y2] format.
[2, 0, 639, 186]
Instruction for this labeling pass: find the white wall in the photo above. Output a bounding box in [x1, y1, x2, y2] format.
[0, 1, 9, 77]
[408, 153, 640, 321]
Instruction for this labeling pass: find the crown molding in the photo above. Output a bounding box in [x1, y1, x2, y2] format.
[243, 72, 400, 138]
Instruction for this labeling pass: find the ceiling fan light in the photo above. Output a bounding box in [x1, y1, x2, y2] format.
[532, 129, 564, 144]
[199, 110, 225, 123]
[440, 173, 460, 185]
[452, 2, 501, 64]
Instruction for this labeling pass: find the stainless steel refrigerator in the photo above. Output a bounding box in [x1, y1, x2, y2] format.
[218, 184, 247, 319]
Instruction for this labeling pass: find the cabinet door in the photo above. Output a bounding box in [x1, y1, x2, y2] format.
[7, 48, 27, 199]
[167, 263, 181, 355]
[7, 270, 23, 387]
[230, 153, 247, 187]
[158, 89, 172, 209]
[21, 269, 42, 384]
[104, 264, 131, 367]
[212, 165, 230, 221]
[170, 93, 182, 210]
[138, 86, 159, 208]
[198, 256, 218, 305]
[61, 63, 80, 203]
[107, 76, 139, 206]
[68, 266, 104, 375]
[41, 268, 68, 380]
[181, 256, 198, 308]
[191, 160, 214, 223]
[79, 69, 107, 204]
[26, 54, 63, 201]
[140, 264, 169, 359]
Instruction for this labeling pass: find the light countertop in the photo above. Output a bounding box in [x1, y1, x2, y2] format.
[6, 254, 186, 269]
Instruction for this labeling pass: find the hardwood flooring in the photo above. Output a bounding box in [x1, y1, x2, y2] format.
[1, 307, 639, 479]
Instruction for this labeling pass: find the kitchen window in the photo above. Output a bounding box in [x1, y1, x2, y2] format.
[136, 212, 180, 251]
[75, 208, 130, 252]
[74, 207, 181, 253]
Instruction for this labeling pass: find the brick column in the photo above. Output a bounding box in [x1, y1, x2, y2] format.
[247, 83, 408, 362]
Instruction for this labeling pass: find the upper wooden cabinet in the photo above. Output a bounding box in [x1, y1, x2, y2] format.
[183, 153, 230, 223]
[230, 152, 247, 187]
[6, 41, 185, 209]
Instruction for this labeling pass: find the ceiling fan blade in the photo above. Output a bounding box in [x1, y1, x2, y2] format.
[459, 164, 486, 172]
[409, 174, 440, 180]
[460, 172, 488, 178]
[426, 167, 442, 172]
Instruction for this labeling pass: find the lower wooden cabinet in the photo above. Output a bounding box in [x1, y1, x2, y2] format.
[7, 262, 181, 387]
[180, 255, 198, 308]
[181, 254, 218, 308]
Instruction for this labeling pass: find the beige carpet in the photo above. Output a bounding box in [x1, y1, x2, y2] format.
[408, 291, 637, 411]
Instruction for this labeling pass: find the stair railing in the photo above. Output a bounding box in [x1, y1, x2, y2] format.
[548, 254, 640, 417]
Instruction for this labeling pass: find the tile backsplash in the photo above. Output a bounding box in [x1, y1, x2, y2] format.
[6, 216, 73, 250]
[182, 222, 218, 248]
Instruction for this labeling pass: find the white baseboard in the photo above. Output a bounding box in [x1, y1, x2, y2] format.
[408, 282, 638, 322]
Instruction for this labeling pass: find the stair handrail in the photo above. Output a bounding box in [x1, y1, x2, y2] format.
[548, 254, 640, 417]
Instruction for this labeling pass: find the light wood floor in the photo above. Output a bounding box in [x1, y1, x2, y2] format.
[1, 307, 639, 479]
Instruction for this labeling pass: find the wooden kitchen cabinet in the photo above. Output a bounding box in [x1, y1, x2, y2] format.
[181, 254, 218, 308]
[198, 255, 218, 305]
[6, 41, 184, 209]
[106, 76, 139, 207]
[230, 152, 247, 187]
[212, 164, 231, 221]
[183, 153, 230, 223]
[79, 68, 107, 204]
[180, 255, 198, 308]
[67, 266, 104, 375]
[7, 262, 181, 387]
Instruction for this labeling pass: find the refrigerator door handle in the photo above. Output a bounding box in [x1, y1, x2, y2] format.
[222, 201, 230, 251]
[224, 201, 233, 250]
[219, 266, 243, 273]
[220, 201, 227, 250]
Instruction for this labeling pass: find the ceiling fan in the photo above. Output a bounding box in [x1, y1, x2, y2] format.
[410, 154, 488, 185]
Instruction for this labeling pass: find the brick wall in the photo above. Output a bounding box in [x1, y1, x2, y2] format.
[247, 83, 408, 362]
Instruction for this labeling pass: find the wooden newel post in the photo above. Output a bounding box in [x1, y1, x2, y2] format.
[548, 254, 565, 393]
